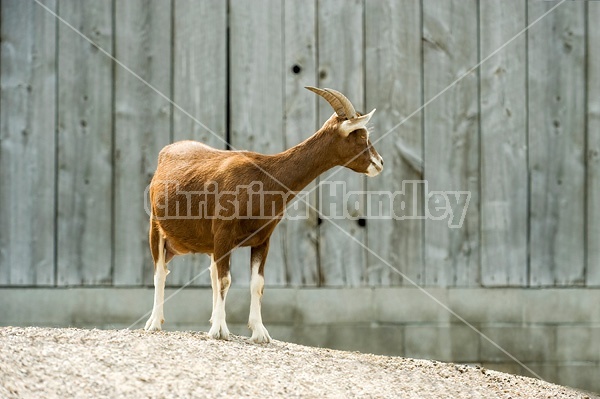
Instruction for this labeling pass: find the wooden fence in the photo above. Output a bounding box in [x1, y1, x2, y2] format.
[1, 0, 598, 288]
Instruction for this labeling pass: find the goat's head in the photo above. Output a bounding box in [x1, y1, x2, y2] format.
[307, 86, 383, 177]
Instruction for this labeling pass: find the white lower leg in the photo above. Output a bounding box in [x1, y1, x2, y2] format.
[209, 255, 218, 317]
[248, 261, 271, 343]
[145, 237, 169, 331]
[208, 272, 231, 340]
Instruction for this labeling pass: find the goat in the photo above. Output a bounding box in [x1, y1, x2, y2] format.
[144, 87, 384, 343]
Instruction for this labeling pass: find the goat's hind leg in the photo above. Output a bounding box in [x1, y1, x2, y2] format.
[145, 222, 170, 331]
[209, 254, 218, 316]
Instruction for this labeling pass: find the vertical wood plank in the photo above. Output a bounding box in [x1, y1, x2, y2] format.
[528, 0, 585, 286]
[229, 0, 287, 287]
[587, 3, 600, 286]
[113, 0, 172, 286]
[283, 0, 319, 286]
[168, 0, 227, 287]
[317, 0, 366, 286]
[423, 0, 480, 287]
[0, 0, 57, 285]
[365, 0, 424, 286]
[57, 0, 113, 285]
[480, 0, 527, 286]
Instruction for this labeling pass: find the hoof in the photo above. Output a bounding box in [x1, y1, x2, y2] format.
[249, 323, 272, 343]
[208, 323, 230, 340]
[144, 315, 163, 331]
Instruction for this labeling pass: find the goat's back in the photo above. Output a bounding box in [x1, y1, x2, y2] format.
[148, 141, 279, 255]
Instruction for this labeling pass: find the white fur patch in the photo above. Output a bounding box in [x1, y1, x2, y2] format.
[366, 163, 380, 177]
[209, 255, 218, 314]
[208, 272, 231, 340]
[366, 147, 383, 177]
[145, 237, 169, 331]
[248, 259, 271, 343]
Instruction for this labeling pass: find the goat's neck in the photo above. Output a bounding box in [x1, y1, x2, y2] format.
[269, 131, 337, 195]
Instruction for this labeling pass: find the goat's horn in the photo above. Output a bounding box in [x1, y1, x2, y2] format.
[305, 86, 357, 120]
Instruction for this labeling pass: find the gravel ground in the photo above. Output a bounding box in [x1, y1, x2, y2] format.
[0, 327, 596, 399]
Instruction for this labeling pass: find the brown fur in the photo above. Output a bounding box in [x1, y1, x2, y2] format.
[148, 112, 382, 289]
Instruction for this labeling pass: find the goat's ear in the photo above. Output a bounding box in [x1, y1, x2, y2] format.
[339, 109, 376, 137]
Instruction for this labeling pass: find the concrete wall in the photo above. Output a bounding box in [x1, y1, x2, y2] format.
[1, 287, 598, 393]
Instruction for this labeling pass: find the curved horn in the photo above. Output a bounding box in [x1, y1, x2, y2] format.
[305, 86, 357, 119]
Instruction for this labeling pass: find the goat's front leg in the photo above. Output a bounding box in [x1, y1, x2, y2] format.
[208, 245, 232, 340]
[249, 240, 272, 343]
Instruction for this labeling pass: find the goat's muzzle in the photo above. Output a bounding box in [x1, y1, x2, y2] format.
[366, 155, 384, 177]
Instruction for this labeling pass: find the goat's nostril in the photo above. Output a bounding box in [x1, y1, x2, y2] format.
[381, 158, 384, 166]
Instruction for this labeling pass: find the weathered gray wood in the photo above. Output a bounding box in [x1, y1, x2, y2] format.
[229, 0, 286, 287]
[423, 0, 480, 287]
[283, 0, 319, 286]
[167, 0, 228, 287]
[113, 0, 172, 286]
[0, 0, 56, 285]
[479, 0, 527, 286]
[57, 0, 113, 285]
[365, 0, 424, 287]
[2, 0, 598, 291]
[587, 3, 600, 287]
[317, 0, 366, 287]
[528, 1, 585, 286]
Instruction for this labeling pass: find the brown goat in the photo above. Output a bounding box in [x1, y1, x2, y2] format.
[144, 87, 383, 343]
